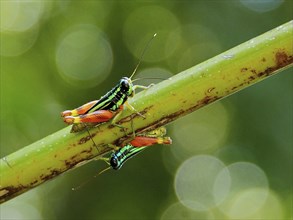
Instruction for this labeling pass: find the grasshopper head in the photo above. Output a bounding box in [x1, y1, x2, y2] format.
[120, 77, 134, 97]
[110, 154, 121, 170]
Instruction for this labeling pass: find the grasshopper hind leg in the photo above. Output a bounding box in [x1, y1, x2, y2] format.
[111, 101, 145, 128]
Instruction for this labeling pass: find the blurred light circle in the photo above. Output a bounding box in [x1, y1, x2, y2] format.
[0, 0, 44, 32]
[166, 24, 221, 71]
[57, 1, 113, 29]
[0, 1, 20, 31]
[239, 0, 284, 13]
[160, 202, 214, 220]
[226, 188, 272, 219]
[249, 190, 284, 219]
[217, 162, 269, 218]
[172, 102, 229, 158]
[164, 28, 182, 61]
[56, 25, 113, 88]
[174, 155, 229, 211]
[0, 26, 39, 57]
[161, 146, 183, 176]
[215, 144, 257, 164]
[3, 204, 42, 220]
[123, 6, 180, 62]
[178, 42, 222, 71]
[1, 191, 43, 220]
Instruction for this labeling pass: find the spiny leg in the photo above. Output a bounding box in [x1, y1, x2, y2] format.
[98, 157, 110, 165]
[109, 106, 129, 133]
[133, 84, 154, 91]
[130, 115, 136, 139]
[110, 84, 154, 127]
[124, 102, 145, 119]
[97, 144, 120, 165]
[111, 101, 145, 128]
[96, 144, 119, 165]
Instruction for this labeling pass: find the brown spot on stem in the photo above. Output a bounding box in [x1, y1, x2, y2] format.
[0, 185, 26, 202]
[200, 96, 219, 105]
[275, 51, 289, 67]
[40, 169, 61, 181]
[30, 180, 38, 186]
[80, 148, 93, 155]
[250, 69, 257, 74]
[256, 51, 292, 78]
[65, 159, 78, 169]
[78, 132, 95, 145]
[248, 76, 255, 80]
[234, 50, 293, 91]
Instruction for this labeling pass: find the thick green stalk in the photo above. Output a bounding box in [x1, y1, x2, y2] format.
[1, 21, 292, 204]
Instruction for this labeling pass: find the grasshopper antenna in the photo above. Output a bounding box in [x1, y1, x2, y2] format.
[132, 77, 166, 82]
[129, 33, 157, 79]
[72, 166, 111, 191]
[98, 166, 112, 175]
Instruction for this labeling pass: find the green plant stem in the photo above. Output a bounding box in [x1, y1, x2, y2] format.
[1, 21, 292, 204]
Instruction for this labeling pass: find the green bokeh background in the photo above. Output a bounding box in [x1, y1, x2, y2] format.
[1, 1, 292, 219]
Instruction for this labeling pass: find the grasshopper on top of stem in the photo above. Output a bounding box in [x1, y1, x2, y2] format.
[61, 33, 157, 133]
